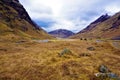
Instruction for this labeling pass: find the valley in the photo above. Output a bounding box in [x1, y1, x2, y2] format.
[0, 39, 120, 80]
[0, 0, 120, 80]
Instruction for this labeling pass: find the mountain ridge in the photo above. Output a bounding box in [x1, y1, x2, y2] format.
[0, 0, 52, 40]
[79, 14, 111, 33]
[71, 12, 120, 39]
[49, 29, 75, 38]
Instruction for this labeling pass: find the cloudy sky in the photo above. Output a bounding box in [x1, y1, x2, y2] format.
[19, 0, 120, 33]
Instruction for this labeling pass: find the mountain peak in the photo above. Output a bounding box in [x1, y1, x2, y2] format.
[49, 29, 75, 38]
[71, 12, 120, 39]
[91, 13, 110, 24]
[79, 14, 111, 33]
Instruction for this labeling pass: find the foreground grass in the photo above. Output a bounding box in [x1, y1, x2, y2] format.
[0, 39, 120, 80]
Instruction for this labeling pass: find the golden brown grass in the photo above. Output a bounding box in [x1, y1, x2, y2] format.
[0, 39, 120, 80]
[71, 12, 120, 39]
[0, 0, 52, 40]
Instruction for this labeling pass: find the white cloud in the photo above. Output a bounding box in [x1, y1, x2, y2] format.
[105, 3, 120, 15]
[19, 0, 120, 33]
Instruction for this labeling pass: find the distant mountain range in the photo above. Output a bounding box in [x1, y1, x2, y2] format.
[71, 12, 120, 40]
[0, 0, 52, 40]
[49, 29, 75, 38]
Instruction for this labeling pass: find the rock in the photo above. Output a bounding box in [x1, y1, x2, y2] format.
[95, 73, 120, 80]
[87, 47, 95, 51]
[99, 65, 110, 73]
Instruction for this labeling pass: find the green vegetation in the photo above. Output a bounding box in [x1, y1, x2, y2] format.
[59, 48, 72, 57]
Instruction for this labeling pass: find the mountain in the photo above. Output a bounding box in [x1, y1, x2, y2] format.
[71, 12, 120, 40]
[79, 14, 111, 33]
[49, 29, 75, 38]
[0, 0, 51, 40]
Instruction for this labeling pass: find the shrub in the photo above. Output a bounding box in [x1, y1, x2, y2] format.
[59, 48, 72, 57]
[79, 53, 91, 57]
[84, 38, 87, 40]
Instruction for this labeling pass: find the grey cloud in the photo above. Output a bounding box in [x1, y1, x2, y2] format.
[19, 0, 120, 32]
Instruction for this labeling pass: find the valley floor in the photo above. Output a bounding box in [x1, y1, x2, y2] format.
[0, 39, 120, 80]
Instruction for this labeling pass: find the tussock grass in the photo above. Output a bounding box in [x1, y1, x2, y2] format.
[0, 39, 120, 80]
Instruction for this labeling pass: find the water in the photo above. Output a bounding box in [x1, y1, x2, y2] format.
[34, 40, 49, 43]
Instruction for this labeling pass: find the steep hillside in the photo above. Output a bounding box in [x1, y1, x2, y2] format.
[49, 29, 75, 38]
[0, 0, 51, 40]
[71, 12, 120, 39]
[79, 14, 110, 33]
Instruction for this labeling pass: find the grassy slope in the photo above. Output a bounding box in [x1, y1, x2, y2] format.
[0, 39, 120, 80]
[71, 12, 120, 39]
[0, 0, 52, 40]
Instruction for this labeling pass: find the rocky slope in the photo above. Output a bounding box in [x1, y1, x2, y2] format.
[71, 12, 120, 40]
[0, 0, 51, 40]
[49, 29, 75, 38]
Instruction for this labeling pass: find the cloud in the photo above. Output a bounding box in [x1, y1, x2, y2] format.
[19, 0, 120, 33]
[105, 2, 120, 15]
